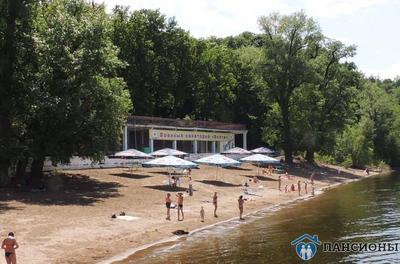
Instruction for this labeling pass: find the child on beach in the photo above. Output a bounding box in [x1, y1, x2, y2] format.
[200, 206, 205, 222]
[291, 184, 296, 192]
[238, 195, 245, 220]
[2, 232, 19, 264]
[213, 192, 218, 217]
[165, 193, 172, 220]
[285, 184, 289, 193]
[188, 177, 193, 196]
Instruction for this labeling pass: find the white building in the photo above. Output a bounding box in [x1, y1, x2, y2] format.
[122, 116, 248, 153]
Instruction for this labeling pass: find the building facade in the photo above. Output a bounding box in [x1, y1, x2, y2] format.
[123, 116, 248, 154]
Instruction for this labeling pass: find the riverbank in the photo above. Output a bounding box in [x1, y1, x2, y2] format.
[0, 162, 380, 264]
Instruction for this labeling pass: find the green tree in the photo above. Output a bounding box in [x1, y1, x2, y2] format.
[258, 11, 323, 163]
[0, 0, 36, 185]
[24, 0, 131, 183]
[293, 41, 359, 163]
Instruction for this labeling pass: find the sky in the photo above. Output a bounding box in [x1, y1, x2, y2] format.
[97, 0, 400, 79]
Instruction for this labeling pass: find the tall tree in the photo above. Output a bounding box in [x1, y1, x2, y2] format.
[258, 12, 323, 163]
[24, 0, 131, 183]
[294, 41, 359, 163]
[0, 0, 35, 185]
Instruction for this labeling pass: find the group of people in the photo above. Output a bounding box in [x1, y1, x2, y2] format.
[2, 232, 18, 264]
[165, 192, 247, 222]
[278, 172, 315, 196]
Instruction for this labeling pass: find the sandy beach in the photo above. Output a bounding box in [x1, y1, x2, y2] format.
[0, 161, 378, 264]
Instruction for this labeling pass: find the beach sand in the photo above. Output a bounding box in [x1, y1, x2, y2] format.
[0, 161, 377, 264]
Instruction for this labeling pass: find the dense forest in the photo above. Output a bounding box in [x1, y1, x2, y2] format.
[1, 0, 399, 186]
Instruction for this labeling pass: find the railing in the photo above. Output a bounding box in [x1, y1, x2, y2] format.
[127, 115, 246, 131]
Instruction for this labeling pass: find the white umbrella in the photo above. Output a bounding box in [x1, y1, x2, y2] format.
[112, 149, 152, 159]
[221, 147, 252, 155]
[143, 155, 197, 168]
[110, 149, 152, 173]
[195, 154, 241, 180]
[241, 154, 280, 176]
[143, 156, 197, 186]
[250, 147, 275, 155]
[150, 148, 188, 157]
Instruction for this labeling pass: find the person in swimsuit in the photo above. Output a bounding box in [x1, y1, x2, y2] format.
[213, 192, 218, 217]
[177, 193, 184, 221]
[2, 232, 19, 264]
[297, 180, 301, 196]
[278, 175, 282, 191]
[238, 195, 245, 220]
[200, 206, 205, 222]
[165, 193, 172, 220]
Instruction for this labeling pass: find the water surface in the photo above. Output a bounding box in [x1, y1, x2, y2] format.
[117, 173, 400, 263]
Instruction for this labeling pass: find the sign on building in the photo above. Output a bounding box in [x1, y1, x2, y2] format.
[149, 129, 234, 142]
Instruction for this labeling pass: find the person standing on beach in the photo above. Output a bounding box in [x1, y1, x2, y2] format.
[304, 181, 308, 194]
[177, 193, 184, 221]
[310, 172, 315, 185]
[2, 232, 19, 264]
[188, 177, 193, 196]
[278, 176, 282, 191]
[238, 195, 245, 220]
[213, 192, 218, 217]
[200, 206, 205, 222]
[165, 193, 172, 220]
[297, 180, 301, 196]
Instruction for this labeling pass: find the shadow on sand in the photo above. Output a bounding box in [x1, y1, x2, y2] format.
[224, 167, 253, 171]
[243, 175, 277, 181]
[144, 185, 191, 192]
[287, 164, 363, 184]
[0, 173, 124, 206]
[110, 173, 152, 180]
[196, 180, 241, 187]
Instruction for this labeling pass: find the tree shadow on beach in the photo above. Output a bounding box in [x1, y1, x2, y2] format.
[0, 201, 21, 214]
[286, 163, 363, 184]
[196, 180, 241, 187]
[110, 173, 152, 180]
[243, 175, 277, 181]
[224, 167, 252, 171]
[0, 173, 124, 206]
[144, 185, 191, 192]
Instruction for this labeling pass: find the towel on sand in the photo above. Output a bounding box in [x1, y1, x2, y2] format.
[116, 215, 139, 221]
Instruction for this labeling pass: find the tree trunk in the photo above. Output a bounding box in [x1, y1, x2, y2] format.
[281, 103, 293, 164]
[306, 149, 315, 164]
[15, 156, 28, 186]
[30, 158, 45, 187]
[0, 0, 19, 187]
[0, 117, 13, 186]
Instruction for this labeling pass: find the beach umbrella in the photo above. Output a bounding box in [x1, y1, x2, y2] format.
[109, 149, 153, 173]
[221, 147, 252, 155]
[143, 155, 197, 168]
[241, 154, 280, 176]
[112, 149, 152, 159]
[250, 147, 275, 155]
[194, 154, 241, 180]
[143, 156, 197, 186]
[150, 148, 188, 157]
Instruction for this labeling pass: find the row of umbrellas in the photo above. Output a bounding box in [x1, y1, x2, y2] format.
[112, 147, 278, 171]
[113, 147, 275, 160]
[111, 147, 279, 181]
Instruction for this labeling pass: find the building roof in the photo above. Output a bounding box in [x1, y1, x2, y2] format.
[127, 115, 247, 131]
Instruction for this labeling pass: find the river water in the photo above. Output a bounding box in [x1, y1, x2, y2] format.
[117, 172, 400, 264]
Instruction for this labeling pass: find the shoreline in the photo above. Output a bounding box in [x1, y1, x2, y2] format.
[1, 164, 387, 264]
[98, 171, 387, 264]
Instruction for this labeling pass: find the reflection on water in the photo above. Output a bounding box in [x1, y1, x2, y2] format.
[118, 173, 400, 264]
